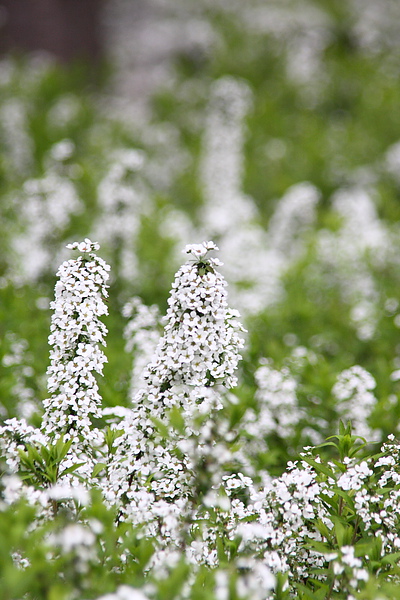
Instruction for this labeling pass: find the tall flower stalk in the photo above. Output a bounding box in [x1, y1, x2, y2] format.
[0, 240, 110, 511]
[104, 242, 246, 546]
[41, 239, 110, 461]
[143, 240, 245, 394]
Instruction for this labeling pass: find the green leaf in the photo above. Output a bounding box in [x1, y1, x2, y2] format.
[150, 416, 169, 438]
[168, 406, 185, 433]
[216, 536, 227, 562]
[381, 552, 400, 566]
[315, 441, 339, 451]
[92, 462, 107, 478]
[43, 464, 58, 483]
[330, 459, 347, 473]
[59, 462, 85, 477]
[301, 456, 336, 480]
[303, 539, 332, 554]
[56, 437, 73, 461]
[103, 427, 124, 454]
[18, 449, 34, 470]
[19, 471, 36, 481]
[295, 582, 329, 600]
[331, 487, 355, 507]
[315, 518, 334, 541]
[331, 516, 353, 546]
[275, 572, 290, 600]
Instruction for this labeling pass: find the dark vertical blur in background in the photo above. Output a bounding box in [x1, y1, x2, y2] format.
[0, 0, 105, 63]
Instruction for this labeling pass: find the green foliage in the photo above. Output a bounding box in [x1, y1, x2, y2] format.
[18, 437, 83, 486]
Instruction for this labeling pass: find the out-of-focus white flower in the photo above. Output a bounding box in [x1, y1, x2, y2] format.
[45, 483, 90, 506]
[332, 365, 379, 440]
[95, 585, 151, 600]
[123, 297, 162, 398]
[10, 171, 83, 283]
[90, 148, 147, 282]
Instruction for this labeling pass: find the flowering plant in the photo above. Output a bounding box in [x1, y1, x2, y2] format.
[2, 240, 400, 600]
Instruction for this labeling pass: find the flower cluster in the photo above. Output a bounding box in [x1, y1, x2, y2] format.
[103, 242, 247, 556]
[0, 98, 33, 177]
[229, 459, 326, 580]
[326, 545, 369, 590]
[48, 522, 98, 574]
[332, 365, 379, 440]
[243, 358, 303, 444]
[198, 76, 321, 317]
[352, 436, 400, 554]
[1, 332, 37, 420]
[144, 241, 245, 391]
[223, 431, 400, 596]
[122, 297, 162, 398]
[41, 239, 110, 454]
[10, 171, 82, 283]
[266, 181, 320, 260]
[316, 187, 387, 340]
[200, 76, 254, 236]
[1, 240, 110, 518]
[91, 149, 146, 282]
[199, 76, 274, 316]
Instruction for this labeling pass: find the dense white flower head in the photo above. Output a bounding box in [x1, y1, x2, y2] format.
[224, 457, 327, 588]
[0, 241, 111, 513]
[1, 332, 38, 420]
[0, 98, 33, 176]
[316, 187, 388, 340]
[47, 521, 99, 574]
[197, 75, 320, 317]
[41, 240, 110, 452]
[267, 182, 320, 260]
[103, 241, 247, 558]
[249, 359, 303, 439]
[144, 240, 245, 391]
[224, 432, 400, 595]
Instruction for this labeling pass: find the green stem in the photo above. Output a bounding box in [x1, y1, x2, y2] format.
[338, 496, 344, 516]
[51, 498, 58, 517]
[351, 515, 361, 545]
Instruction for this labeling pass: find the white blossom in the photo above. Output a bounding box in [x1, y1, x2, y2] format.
[103, 241, 248, 568]
[9, 171, 83, 283]
[40, 240, 110, 480]
[91, 148, 148, 282]
[332, 365, 379, 441]
[123, 297, 162, 398]
[95, 587, 151, 600]
[316, 187, 389, 340]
